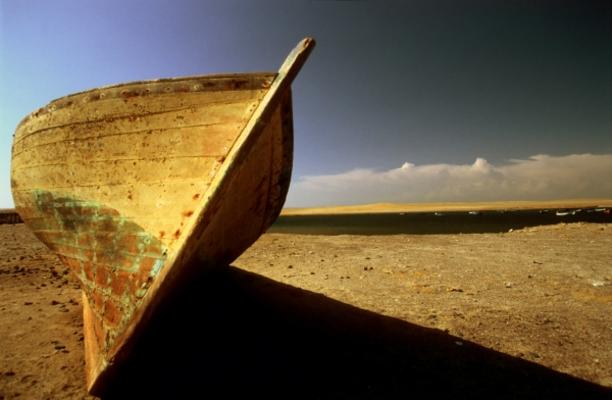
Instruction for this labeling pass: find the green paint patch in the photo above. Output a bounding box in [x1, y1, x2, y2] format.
[31, 189, 169, 349]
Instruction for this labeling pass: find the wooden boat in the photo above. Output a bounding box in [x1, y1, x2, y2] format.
[10, 38, 315, 395]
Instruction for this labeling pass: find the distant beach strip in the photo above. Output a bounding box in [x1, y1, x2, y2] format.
[4, 201, 611, 233]
[274, 200, 612, 235]
[271, 208, 611, 235]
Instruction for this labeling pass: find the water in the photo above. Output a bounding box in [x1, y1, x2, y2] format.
[269, 208, 611, 235]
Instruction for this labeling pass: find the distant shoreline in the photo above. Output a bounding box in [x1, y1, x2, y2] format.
[281, 199, 612, 216]
[4, 199, 612, 219]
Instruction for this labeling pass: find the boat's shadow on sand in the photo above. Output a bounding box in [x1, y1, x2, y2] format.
[102, 265, 610, 399]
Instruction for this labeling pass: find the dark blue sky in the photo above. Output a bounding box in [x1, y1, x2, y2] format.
[1, 0, 610, 207]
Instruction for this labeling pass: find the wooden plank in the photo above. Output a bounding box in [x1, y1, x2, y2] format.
[13, 98, 261, 154]
[13, 156, 220, 189]
[24, 88, 268, 132]
[15, 73, 274, 138]
[13, 123, 243, 166]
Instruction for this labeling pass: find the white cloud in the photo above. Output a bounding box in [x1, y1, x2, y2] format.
[286, 153, 612, 207]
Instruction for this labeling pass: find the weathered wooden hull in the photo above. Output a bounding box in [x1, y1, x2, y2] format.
[11, 38, 314, 394]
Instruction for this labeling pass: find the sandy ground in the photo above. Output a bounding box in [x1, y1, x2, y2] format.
[238, 224, 612, 385]
[0, 224, 90, 400]
[0, 222, 611, 398]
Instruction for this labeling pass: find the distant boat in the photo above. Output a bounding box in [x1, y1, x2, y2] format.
[0, 209, 22, 224]
[556, 210, 570, 216]
[468, 211, 480, 215]
[11, 38, 315, 395]
[434, 212, 443, 216]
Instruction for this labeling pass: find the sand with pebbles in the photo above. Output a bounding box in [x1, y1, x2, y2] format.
[1, 221, 611, 398]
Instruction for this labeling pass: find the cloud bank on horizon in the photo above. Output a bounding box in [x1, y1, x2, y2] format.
[286, 153, 612, 207]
